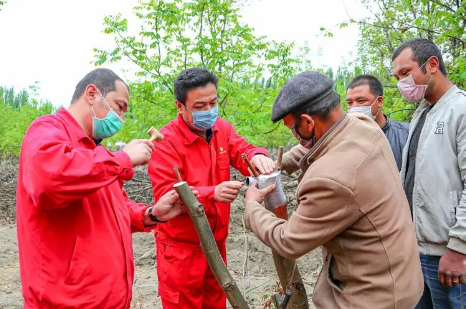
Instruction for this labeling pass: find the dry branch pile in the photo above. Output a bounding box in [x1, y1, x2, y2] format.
[0, 155, 300, 223]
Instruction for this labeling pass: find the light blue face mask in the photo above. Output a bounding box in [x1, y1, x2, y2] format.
[186, 104, 218, 130]
[91, 90, 124, 139]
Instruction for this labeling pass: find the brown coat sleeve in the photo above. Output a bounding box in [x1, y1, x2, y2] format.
[281, 145, 308, 175]
[244, 177, 359, 259]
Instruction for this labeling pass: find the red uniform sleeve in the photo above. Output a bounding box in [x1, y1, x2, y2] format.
[148, 139, 215, 210]
[21, 119, 134, 209]
[226, 122, 269, 176]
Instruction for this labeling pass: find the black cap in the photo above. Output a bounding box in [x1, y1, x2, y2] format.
[271, 71, 334, 122]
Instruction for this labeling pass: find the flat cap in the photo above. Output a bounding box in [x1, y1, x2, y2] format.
[271, 71, 334, 122]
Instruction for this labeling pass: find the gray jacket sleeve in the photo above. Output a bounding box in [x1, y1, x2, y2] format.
[448, 92, 466, 254]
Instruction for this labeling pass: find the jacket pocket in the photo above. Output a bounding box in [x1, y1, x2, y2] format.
[64, 237, 87, 285]
[217, 156, 230, 170]
[326, 254, 347, 293]
[449, 191, 459, 226]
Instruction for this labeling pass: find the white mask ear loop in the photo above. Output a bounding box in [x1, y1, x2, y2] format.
[90, 104, 97, 117]
[426, 73, 433, 86]
[96, 89, 112, 110]
[370, 96, 381, 119]
[90, 89, 107, 119]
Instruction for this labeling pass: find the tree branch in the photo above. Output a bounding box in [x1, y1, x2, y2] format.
[199, 3, 206, 68]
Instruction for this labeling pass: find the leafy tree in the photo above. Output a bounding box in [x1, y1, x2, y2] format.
[322, 0, 466, 121]
[0, 86, 55, 156]
[94, 0, 306, 148]
[356, 0, 466, 85]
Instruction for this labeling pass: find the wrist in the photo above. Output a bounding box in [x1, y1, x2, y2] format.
[147, 206, 167, 223]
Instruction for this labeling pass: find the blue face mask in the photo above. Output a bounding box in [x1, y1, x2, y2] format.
[91, 90, 124, 139]
[186, 105, 218, 130]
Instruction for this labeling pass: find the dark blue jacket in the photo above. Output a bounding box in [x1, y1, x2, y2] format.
[381, 115, 410, 171]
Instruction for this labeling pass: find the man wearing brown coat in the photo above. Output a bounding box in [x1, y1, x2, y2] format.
[244, 71, 423, 309]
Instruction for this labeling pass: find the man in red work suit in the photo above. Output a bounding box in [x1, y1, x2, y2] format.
[16, 68, 191, 309]
[148, 68, 275, 309]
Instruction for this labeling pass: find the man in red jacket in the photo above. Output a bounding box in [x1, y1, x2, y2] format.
[16, 68, 188, 309]
[148, 68, 275, 309]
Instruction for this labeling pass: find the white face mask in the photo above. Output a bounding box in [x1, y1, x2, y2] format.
[348, 97, 380, 120]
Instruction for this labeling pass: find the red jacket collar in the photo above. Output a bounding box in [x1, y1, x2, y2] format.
[175, 114, 218, 145]
[56, 108, 95, 145]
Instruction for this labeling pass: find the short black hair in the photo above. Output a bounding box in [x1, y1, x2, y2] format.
[293, 91, 341, 120]
[392, 38, 447, 76]
[71, 68, 129, 104]
[347, 74, 383, 97]
[174, 68, 218, 104]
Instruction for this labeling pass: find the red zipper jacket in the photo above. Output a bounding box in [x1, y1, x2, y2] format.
[148, 114, 268, 245]
[16, 108, 151, 309]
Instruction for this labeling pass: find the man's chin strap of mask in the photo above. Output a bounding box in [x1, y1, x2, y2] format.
[292, 117, 315, 149]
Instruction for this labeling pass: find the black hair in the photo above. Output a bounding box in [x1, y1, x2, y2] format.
[347, 74, 383, 97]
[392, 38, 447, 76]
[174, 68, 218, 104]
[71, 68, 129, 104]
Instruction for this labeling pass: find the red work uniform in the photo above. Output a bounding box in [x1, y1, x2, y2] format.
[16, 108, 152, 309]
[148, 114, 268, 309]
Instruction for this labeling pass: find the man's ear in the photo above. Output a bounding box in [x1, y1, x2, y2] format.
[428, 56, 440, 74]
[300, 114, 315, 131]
[377, 96, 384, 109]
[175, 101, 184, 113]
[84, 84, 99, 106]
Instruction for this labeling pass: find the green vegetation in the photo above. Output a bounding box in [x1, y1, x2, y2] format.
[94, 0, 303, 147]
[0, 85, 56, 156]
[2, 0, 466, 155]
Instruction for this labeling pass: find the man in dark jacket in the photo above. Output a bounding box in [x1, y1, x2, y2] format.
[346, 74, 409, 170]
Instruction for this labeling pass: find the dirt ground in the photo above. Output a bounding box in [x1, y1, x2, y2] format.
[0, 159, 321, 309]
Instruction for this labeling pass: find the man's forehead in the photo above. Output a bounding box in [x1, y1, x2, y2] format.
[392, 48, 416, 70]
[347, 85, 371, 96]
[114, 81, 129, 98]
[186, 86, 217, 104]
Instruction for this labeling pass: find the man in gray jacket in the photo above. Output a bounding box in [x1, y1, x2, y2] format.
[346, 74, 410, 170]
[393, 38, 466, 308]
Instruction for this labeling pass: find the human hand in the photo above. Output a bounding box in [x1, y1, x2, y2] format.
[151, 188, 199, 221]
[250, 154, 275, 175]
[214, 181, 244, 203]
[245, 182, 276, 205]
[438, 248, 466, 287]
[122, 139, 155, 167]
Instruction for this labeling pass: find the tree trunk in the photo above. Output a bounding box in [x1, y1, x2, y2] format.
[173, 181, 250, 309]
[243, 146, 309, 308]
[270, 205, 309, 309]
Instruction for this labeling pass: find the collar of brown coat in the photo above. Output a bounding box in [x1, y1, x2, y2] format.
[298, 113, 348, 173]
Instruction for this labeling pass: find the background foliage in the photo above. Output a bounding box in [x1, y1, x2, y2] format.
[2, 0, 466, 155]
[0, 85, 56, 156]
